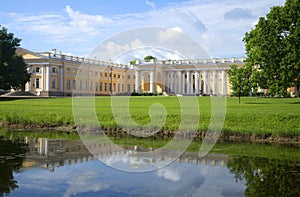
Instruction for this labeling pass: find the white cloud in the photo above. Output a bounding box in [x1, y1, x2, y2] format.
[65, 5, 111, 35]
[170, 26, 183, 33]
[6, 6, 110, 40]
[224, 7, 255, 20]
[158, 28, 184, 43]
[157, 168, 181, 182]
[64, 173, 108, 197]
[145, 0, 156, 10]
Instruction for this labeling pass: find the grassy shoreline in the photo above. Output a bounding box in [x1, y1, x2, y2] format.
[1, 130, 299, 161]
[0, 96, 299, 142]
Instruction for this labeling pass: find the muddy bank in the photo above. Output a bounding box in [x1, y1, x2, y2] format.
[1, 122, 299, 145]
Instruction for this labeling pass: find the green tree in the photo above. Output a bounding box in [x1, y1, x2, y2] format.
[227, 65, 255, 103]
[0, 26, 30, 91]
[130, 60, 136, 65]
[243, 0, 300, 97]
[144, 55, 157, 61]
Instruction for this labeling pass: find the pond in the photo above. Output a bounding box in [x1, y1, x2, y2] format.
[0, 131, 299, 197]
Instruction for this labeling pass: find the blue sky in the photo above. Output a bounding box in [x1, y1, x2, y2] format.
[0, 0, 285, 62]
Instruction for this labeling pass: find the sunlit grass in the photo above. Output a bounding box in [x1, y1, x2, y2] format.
[0, 96, 299, 137]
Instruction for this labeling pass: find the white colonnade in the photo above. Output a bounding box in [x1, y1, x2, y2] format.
[134, 69, 228, 96]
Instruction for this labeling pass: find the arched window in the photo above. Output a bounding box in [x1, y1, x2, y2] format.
[52, 78, 56, 89]
[100, 82, 103, 91]
[35, 78, 40, 88]
[67, 80, 70, 89]
[35, 67, 40, 73]
[73, 80, 76, 89]
[79, 80, 82, 90]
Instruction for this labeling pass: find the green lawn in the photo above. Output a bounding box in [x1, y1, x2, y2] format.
[0, 96, 299, 137]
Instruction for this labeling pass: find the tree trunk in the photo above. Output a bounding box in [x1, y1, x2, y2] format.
[21, 84, 25, 92]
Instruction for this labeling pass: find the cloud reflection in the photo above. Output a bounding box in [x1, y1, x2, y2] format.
[13, 156, 245, 197]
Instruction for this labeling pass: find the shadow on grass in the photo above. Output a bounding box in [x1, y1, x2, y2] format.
[243, 102, 271, 105]
[288, 101, 300, 104]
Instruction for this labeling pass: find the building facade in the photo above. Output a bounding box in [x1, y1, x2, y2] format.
[17, 48, 136, 96]
[133, 58, 245, 96]
[17, 47, 246, 96]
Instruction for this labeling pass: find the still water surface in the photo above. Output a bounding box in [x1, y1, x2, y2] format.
[0, 134, 299, 197]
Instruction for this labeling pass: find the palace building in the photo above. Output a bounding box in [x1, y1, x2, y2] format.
[17, 47, 246, 96]
[17, 48, 136, 96]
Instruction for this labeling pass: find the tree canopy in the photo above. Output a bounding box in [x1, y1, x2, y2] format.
[227, 65, 256, 103]
[144, 55, 157, 61]
[0, 26, 30, 91]
[243, 0, 300, 97]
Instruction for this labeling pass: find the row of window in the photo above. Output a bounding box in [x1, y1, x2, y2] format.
[34, 78, 57, 89]
[34, 78, 134, 93]
[33, 67, 58, 73]
[33, 67, 134, 80]
[66, 79, 134, 93]
[65, 68, 133, 79]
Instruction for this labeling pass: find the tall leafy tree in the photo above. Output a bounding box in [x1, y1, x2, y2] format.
[243, 0, 300, 97]
[0, 26, 30, 91]
[227, 65, 255, 103]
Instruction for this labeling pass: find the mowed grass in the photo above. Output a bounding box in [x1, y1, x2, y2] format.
[0, 96, 299, 136]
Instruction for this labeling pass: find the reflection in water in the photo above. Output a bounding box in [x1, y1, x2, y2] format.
[227, 156, 300, 197]
[0, 137, 27, 196]
[23, 137, 229, 172]
[0, 136, 299, 196]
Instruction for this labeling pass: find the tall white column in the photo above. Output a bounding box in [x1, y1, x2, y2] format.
[26, 67, 31, 91]
[174, 72, 177, 93]
[178, 71, 182, 94]
[172, 71, 176, 93]
[169, 72, 172, 92]
[164, 72, 167, 92]
[186, 71, 190, 94]
[26, 81, 31, 91]
[213, 70, 218, 95]
[199, 71, 202, 94]
[163, 71, 167, 92]
[222, 70, 227, 96]
[41, 65, 45, 91]
[190, 72, 193, 94]
[195, 71, 199, 95]
[203, 70, 208, 95]
[60, 65, 64, 93]
[45, 64, 50, 91]
[170, 71, 174, 92]
[181, 71, 186, 94]
[150, 70, 155, 93]
[135, 70, 140, 93]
